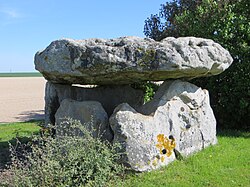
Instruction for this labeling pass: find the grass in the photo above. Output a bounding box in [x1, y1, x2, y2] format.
[117, 130, 250, 187]
[0, 121, 42, 143]
[0, 72, 42, 77]
[0, 121, 249, 186]
[0, 121, 41, 169]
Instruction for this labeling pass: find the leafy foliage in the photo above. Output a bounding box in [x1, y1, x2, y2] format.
[0, 119, 124, 187]
[144, 0, 203, 41]
[132, 81, 159, 103]
[144, 0, 250, 130]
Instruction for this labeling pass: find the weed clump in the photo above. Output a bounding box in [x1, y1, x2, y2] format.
[0, 119, 124, 187]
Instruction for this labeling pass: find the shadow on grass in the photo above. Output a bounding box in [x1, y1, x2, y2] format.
[217, 129, 250, 138]
[0, 136, 36, 170]
[15, 110, 45, 122]
[0, 120, 43, 170]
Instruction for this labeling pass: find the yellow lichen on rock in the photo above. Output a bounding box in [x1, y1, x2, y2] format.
[156, 134, 176, 161]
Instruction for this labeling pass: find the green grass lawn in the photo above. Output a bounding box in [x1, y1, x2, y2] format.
[0, 72, 42, 77]
[0, 121, 249, 186]
[117, 130, 250, 187]
[0, 121, 41, 143]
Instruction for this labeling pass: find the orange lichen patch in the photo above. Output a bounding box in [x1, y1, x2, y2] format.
[156, 134, 176, 161]
[160, 156, 165, 162]
[157, 134, 165, 143]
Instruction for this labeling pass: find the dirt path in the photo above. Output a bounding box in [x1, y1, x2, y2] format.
[0, 77, 46, 123]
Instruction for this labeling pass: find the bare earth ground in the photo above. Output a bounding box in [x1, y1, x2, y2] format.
[0, 77, 46, 123]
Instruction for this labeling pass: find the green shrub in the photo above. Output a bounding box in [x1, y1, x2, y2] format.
[144, 0, 250, 130]
[1, 119, 124, 187]
[192, 60, 250, 131]
[132, 81, 159, 103]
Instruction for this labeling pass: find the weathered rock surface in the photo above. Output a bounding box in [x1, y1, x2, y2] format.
[45, 81, 144, 125]
[35, 36, 233, 85]
[109, 80, 217, 172]
[55, 99, 113, 142]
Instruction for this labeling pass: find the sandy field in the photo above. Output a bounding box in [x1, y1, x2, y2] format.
[0, 77, 46, 123]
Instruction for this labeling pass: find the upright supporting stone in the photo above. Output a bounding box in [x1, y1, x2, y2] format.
[109, 80, 217, 172]
[55, 99, 113, 142]
[45, 81, 144, 126]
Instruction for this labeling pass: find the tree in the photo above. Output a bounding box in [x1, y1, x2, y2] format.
[144, 0, 250, 130]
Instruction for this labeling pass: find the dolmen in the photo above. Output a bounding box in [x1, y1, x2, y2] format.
[35, 36, 233, 172]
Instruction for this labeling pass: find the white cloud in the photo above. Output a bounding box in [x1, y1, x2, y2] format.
[0, 8, 22, 19]
[0, 7, 25, 26]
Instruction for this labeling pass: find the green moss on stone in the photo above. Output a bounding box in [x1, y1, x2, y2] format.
[137, 48, 156, 68]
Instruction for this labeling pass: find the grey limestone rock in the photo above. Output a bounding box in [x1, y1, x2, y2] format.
[55, 99, 113, 142]
[36, 35, 225, 172]
[109, 80, 217, 172]
[45, 81, 144, 126]
[35, 36, 233, 85]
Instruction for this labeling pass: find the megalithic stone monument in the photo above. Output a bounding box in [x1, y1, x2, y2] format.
[35, 36, 233, 172]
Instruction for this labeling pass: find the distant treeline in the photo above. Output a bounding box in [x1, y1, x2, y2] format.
[0, 72, 42, 77]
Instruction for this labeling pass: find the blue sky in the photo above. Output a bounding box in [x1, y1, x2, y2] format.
[0, 0, 167, 72]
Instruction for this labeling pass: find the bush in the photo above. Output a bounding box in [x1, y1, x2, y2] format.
[192, 60, 250, 131]
[0, 119, 124, 187]
[174, 0, 250, 131]
[144, 0, 250, 130]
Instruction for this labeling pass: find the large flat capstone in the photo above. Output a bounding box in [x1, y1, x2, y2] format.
[35, 36, 233, 85]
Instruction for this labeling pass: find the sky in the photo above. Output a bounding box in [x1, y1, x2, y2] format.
[0, 0, 168, 72]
